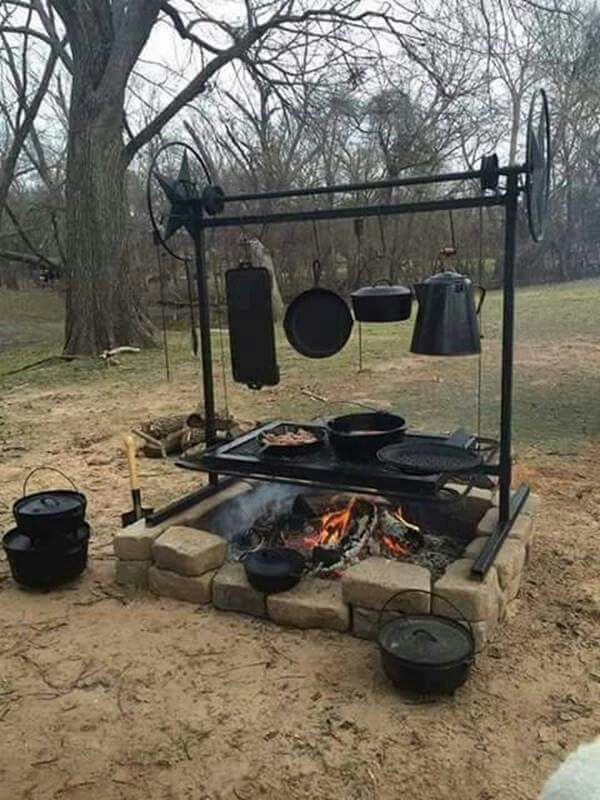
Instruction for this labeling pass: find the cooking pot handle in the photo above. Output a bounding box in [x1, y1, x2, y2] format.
[372, 278, 392, 286]
[377, 589, 474, 640]
[475, 285, 486, 314]
[311, 259, 322, 287]
[22, 466, 79, 497]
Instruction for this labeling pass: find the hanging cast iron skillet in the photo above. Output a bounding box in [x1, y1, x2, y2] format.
[284, 259, 353, 358]
[377, 441, 483, 476]
[351, 279, 412, 323]
[326, 411, 407, 460]
[377, 590, 475, 694]
[13, 468, 87, 538]
[242, 547, 305, 594]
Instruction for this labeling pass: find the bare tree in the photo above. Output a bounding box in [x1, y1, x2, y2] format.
[0, 0, 424, 355]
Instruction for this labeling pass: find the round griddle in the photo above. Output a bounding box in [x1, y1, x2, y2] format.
[284, 260, 353, 358]
[526, 88, 551, 243]
[377, 441, 483, 475]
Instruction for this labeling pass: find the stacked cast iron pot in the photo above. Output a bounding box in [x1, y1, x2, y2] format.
[3, 470, 90, 588]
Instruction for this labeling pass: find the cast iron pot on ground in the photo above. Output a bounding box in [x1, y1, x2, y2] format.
[13, 468, 86, 539]
[377, 591, 475, 695]
[3, 524, 90, 589]
[326, 411, 407, 460]
[351, 280, 412, 323]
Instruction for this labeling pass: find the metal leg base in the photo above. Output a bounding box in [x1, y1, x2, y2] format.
[470, 483, 530, 579]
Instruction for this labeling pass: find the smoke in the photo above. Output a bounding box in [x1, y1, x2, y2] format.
[201, 482, 307, 541]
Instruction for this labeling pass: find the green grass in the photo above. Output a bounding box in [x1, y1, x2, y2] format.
[1, 279, 600, 453]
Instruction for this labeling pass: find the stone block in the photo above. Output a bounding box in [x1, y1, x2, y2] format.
[460, 620, 493, 652]
[111, 480, 254, 560]
[342, 558, 431, 613]
[464, 536, 526, 593]
[148, 565, 214, 604]
[212, 562, 266, 618]
[152, 527, 227, 576]
[352, 606, 401, 641]
[267, 578, 349, 632]
[476, 507, 534, 544]
[433, 559, 501, 623]
[115, 559, 151, 589]
[113, 519, 161, 561]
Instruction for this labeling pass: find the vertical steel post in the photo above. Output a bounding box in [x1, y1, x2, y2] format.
[193, 220, 217, 451]
[499, 171, 520, 524]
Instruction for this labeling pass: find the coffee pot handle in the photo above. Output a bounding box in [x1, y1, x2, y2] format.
[475, 285, 486, 314]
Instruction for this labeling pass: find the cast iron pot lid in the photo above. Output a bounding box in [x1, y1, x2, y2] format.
[14, 490, 86, 520]
[352, 284, 411, 297]
[379, 614, 473, 667]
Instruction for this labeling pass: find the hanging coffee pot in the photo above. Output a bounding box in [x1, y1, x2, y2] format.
[410, 271, 486, 356]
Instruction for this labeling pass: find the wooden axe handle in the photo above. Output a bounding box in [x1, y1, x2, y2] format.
[124, 435, 140, 492]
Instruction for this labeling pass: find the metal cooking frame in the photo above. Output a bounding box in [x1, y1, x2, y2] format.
[153, 159, 532, 579]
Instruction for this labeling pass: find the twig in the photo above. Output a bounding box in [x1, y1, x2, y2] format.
[31, 756, 59, 767]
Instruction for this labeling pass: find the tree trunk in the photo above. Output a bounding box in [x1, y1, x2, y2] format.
[63, 83, 154, 355]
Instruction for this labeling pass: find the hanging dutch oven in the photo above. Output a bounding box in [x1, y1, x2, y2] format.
[13, 468, 87, 539]
[377, 590, 475, 694]
[284, 259, 354, 358]
[351, 279, 412, 323]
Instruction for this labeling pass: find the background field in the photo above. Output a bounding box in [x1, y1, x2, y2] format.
[0, 280, 599, 800]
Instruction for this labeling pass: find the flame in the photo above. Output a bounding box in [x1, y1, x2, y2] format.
[381, 534, 409, 556]
[298, 497, 357, 550]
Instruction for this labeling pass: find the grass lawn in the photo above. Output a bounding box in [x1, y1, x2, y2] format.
[0, 280, 599, 800]
[2, 278, 599, 454]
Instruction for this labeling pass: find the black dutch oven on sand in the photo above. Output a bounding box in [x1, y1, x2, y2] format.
[242, 547, 305, 594]
[326, 411, 407, 460]
[3, 468, 90, 588]
[3, 524, 90, 589]
[13, 467, 87, 538]
[377, 590, 475, 695]
[351, 280, 412, 323]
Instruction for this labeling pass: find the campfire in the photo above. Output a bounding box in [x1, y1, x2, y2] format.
[231, 493, 428, 577]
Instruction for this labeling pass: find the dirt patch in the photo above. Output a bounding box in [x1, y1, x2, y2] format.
[0, 375, 599, 800]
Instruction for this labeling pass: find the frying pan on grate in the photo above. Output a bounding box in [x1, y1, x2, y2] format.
[377, 442, 483, 476]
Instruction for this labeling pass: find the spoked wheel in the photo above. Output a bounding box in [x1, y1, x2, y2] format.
[525, 88, 552, 243]
[146, 141, 222, 260]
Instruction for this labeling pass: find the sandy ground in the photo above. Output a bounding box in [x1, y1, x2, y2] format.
[1, 377, 599, 800]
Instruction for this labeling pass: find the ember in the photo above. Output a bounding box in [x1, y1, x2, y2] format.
[232, 493, 428, 577]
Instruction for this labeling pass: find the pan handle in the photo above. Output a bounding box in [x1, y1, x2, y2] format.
[377, 589, 474, 641]
[311, 259, 322, 287]
[373, 278, 392, 286]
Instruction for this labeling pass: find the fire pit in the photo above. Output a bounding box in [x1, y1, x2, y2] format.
[113, 477, 539, 651]
[214, 490, 467, 582]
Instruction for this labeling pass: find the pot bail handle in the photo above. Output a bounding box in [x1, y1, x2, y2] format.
[22, 466, 79, 497]
[376, 589, 474, 639]
[475, 285, 486, 314]
[373, 278, 392, 286]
